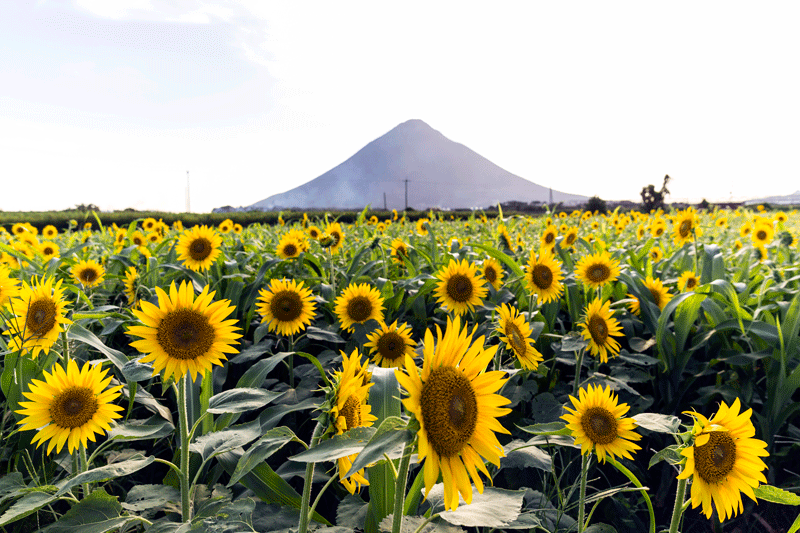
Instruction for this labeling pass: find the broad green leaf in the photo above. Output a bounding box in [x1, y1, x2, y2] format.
[502, 440, 552, 472]
[431, 486, 525, 527]
[648, 445, 684, 469]
[67, 324, 129, 372]
[470, 243, 525, 279]
[789, 510, 800, 533]
[227, 427, 301, 487]
[108, 416, 174, 442]
[337, 495, 370, 530]
[289, 427, 377, 463]
[0, 473, 27, 506]
[346, 418, 412, 477]
[306, 326, 346, 344]
[517, 422, 571, 436]
[121, 484, 181, 513]
[559, 332, 588, 352]
[753, 484, 800, 505]
[0, 490, 57, 527]
[632, 413, 680, 433]
[207, 388, 282, 414]
[40, 488, 134, 533]
[190, 419, 262, 461]
[56, 455, 155, 497]
[584, 524, 618, 533]
[378, 514, 465, 533]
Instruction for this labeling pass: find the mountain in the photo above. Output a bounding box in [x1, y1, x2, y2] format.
[744, 190, 800, 206]
[248, 119, 587, 211]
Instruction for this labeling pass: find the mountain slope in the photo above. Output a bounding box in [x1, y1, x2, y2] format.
[249, 119, 586, 210]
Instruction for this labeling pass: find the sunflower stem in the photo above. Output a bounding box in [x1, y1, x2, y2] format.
[668, 477, 687, 533]
[288, 334, 295, 389]
[178, 374, 193, 523]
[573, 348, 584, 398]
[79, 445, 91, 497]
[578, 452, 590, 533]
[298, 419, 326, 533]
[71, 453, 82, 499]
[607, 456, 655, 533]
[392, 438, 415, 533]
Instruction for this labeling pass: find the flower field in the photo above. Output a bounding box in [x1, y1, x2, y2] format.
[0, 207, 799, 532]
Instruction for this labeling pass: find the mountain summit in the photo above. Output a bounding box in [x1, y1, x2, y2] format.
[249, 119, 586, 210]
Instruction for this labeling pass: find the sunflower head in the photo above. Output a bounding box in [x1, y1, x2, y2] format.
[276, 234, 303, 259]
[751, 222, 774, 248]
[334, 283, 385, 332]
[0, 266, 21, 307]
[394, 316, 511, 511]
[128, 281, 241, 382]
[16, 359, 124, 455]
[365, 320, 417, 368]
[71, 259, 106, 288]
[176, 225, 223, 272]
[123, 266, 139, 306]
[525, 248, 564, 305]
[678, 271, 700, 292]
[495, 303, 543, 370]
[642, 276, 672, 310]
[481, 258, 504, 290]
[673, 208, 702, 245]
[5, 276, 72, 359]
[390, 238, 409, 264]
[540, 226, 558, 250]
[433, 259, 488, 316]
[326, 222, 345, 254]
[42, 225, 58, 238]
[562, 383, 642, 463]
[575, 251, 621, 290]
[677, 399, 769, 522]
[580, 298, 624, 364]
[256, 278, 316, 336]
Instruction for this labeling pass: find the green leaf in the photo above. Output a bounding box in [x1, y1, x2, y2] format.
[632, 413, 680, 434]
[289, 427, 377, 463]
[584, 524, 618, 533]
[470, 243, 525, 279]
[431, 486, 525, 527]
[559, 331, 588, 352]
[0, 490, 57, 527]
[296, 351, 332, 386]
[502, 440, 552, 472]
[517, 422, 571, 436]
[67, 324, 129, 372]
[648, 445, 684, 469]
[788, 510, 800, 533]
[121, 484, 180, 513]
[207, 388, 282, 414]
[337, 495, 370, 530]
[753, 485, 800, 505]
[378, 514, 465, 533]
[108, 416, 174, 442]
[306, 326, 346, 344]
[227, 427, 301, 487]
[346, 418, 412, 477]
[190, 419, 262, 461]
[40, 488, 133, 533]
[0, 473, 27, 506]
[56, 455, 155, 497]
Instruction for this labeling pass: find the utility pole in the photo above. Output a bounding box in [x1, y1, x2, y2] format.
[186, 171, 190, 213]
[383, 192, 387, 211]
[404, 179, 410, 211]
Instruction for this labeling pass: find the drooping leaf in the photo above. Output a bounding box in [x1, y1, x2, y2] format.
[289, 427, 377, 463]
[207, 388, 282, 414]
[346, 417, 412, 477]
[631, 413, 680, 434]
[754, 484, 800, 505]
[190, 419, 262, 461]
[227, 427, 301, 487]
[428, 485, 525, 527]
[40, 488, 136, 533]
[108, 416, 174, 442]
[121, 484, 181, 513]
[501, 440, 552, 472]
[56, 455, 155, 497]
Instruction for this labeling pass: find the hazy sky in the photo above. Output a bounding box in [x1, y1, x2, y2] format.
[2, 1, 799, 213]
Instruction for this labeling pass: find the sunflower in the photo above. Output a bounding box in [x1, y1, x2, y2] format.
[715, 217, 728, 229]
[495, 304, 543, 370]
[497, 224, 514, 250]
[146, 232, 162, 244]
[276, 234, 303, 259]
[334, 283, 385, 332]
[575, 251, 621, 290]
[130, 230, 146, 248]
[0, 265, 20, 307]
[5, 277, 71, 359]
[525, 248, 564, 304]
[173, 220, 184, 232]
[42, 225, 58, 239]
[642, 276, 672, 310]
[733, 239, 743, 252]
[563, 227, 579, 248]
[540, 226, 558, 250]
[416, 218, 430, 236]
[326, 222, 345, 254]
[16, 359, 124, 455]
[481, 258, 504, 290]
[308, 225, 321, 240]
[233, 223, 243, 235]
[128, 281, 241, 382]
[123, 266, 139, 306]
[39, 241, 60, 260]
[774, 211, 788, 224]
[143, 217, 158, 232]
[677, 398, 769, 522]
[579, 298, 624, 364]
[561, 383, 641, 463]
[286, 229, 310, 252]
[433, 259, 487, 316]
[649, 246, 663, 263]
[751, 222, 774, 248]
[636, 225, 646, 240]
[650, 221, 667, 238]
[390, 238, 409, 264]
[364, 320, 417, 368]
[256, 279, 316, 336]
[673, 208, 701, 246]
[678, 271, 700, 292]
[218, 219, 233, 234]
[176, 225, 223, 272]
[329, 349, 377, 494]
[394, 316, 512, 511]
[71, 259, 106, 288]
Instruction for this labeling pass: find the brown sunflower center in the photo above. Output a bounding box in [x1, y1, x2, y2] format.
[544, 232, 555, 244]
[282, 243, 298, 257]
[580, 406, 618, 445]
[505, 322, 527, 357]
[420, 366, 478, 457]
[446, 274, 474, 303]
[395, 245, 407, 257]
[376, 331, 405, 362]
[189, 238, 212, 261]
[43, 246, 55, 255]
[566, 233, 577, 246]
[649, 288, 662, 308]
[484, 265, 497, 284]
[588, 315, 608, 345]
[79, 268, 99, 283]
[133, 237, 143, 246]
[270, 290, 303, 322]
[756, 230, 767, 241]
[694, 431, 736, 484]
[27, 298, 57, 337]
[679, 220, 692, 238]
[50, 386, 98, 429]
[686, 277, 697, 289]
[340, 394, 362, 429]
[531, 265, 553, 290]
[156, 308, 215, 361]
[346, 296, 373, 323]
[309, 229, 319, 238]
[586, 264, 611, 283]
[655, 227, 664, 236]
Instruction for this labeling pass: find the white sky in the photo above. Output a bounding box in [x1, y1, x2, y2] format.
[2, 1, 799, 212]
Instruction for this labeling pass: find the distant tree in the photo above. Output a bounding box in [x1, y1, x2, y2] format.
[585, 196, 608, 214]
[74, 203, 100, 212]
[698, 198, 710, 211]
[641, 175, 671, 212]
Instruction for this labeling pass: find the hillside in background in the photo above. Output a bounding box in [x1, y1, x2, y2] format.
[245, 119, 587, 211]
